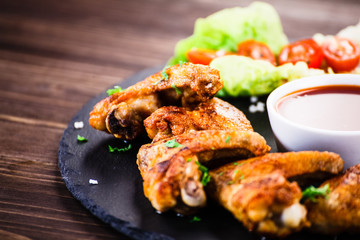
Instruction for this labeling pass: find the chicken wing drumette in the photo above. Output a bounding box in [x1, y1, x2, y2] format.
[89, 63, 222, 140]
[306, 164, 360, 235]
[209, 151, 343, 238]
[144, 97, 253, 142]
[137, 130, 270, 214]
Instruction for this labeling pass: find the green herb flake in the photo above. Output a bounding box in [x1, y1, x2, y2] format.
[218, 172, 224, 176]
[225, 135, 231, 144]
[108, 144, 132, 153]
[179, 61, 186, 67]
[302, 184, 330, 202]
[233, 162, 245, 167]
[77, 135, 88, 142]
[186, 158, 192, 162]
[227, 181, 234, 185]
[195, 161, 208, 173]
[164, 139, 183, 148]
[161, 69, 169, 80]
[201, 171, 211, 186]
[171, 83, 182, 95]
[195, 161, 211, 186]
[152, 79, 163, 85]
[106, 86, 124, 96]
[190, 216, 201, 223]
[233, 169, 244, 180]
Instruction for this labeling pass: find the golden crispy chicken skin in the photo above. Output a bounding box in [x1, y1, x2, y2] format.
[141, 154, 206, 214]
[106, 95, 161, 139]
[306, 164, 360, 235]
[144, 106, 194, 142]
[209, 151, 343, 238]
[137, 130, 270, 214]
[144, 97, 253, 142]
[89, 63, 222, 139]
[137, 130, 270, 173]
[231, 151, 344, 180]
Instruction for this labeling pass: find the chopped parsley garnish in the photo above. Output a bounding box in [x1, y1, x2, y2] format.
[153, 67, 170, 85]
[77, 135, 88, 142]
[153, 79, 163, 85]
[106, 86, 124, 96]
[218, 172, 224, 176]
[302, 184, 330, 202]
[190, 216, 201, 223]
[108, 144, 132, 153]
[195, 161, 208, 173]
[171, 83, 182, 95]
[161, 68, 169, 80]
[227, 181, 234, 185]
[179, 61, 186, 67]
[164, 139, 183, 148]
[201, 171, 211, 186]
[225, 135, 231, 144]
[195, 161, 211, 186]
[233, 162, 244, 167]
[234, 169, 244, 180]
[186, 158, 192, 162]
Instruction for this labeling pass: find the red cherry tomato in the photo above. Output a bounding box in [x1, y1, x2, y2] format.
[322, 37, 360, 72]
[237, 39, 276, 65]
[186, 49, 230, 65]
[278, 39, 324, 68]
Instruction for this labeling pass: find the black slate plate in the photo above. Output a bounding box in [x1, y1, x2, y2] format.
[58, 67, 352, 240]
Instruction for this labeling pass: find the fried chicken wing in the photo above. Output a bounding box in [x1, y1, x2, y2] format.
[306, 164, 360, 235]
[89, 63, 222, 139]
[230, 151, 344, 183]
[106, 94, 161, 139]
[140, 154, 206, 214]
[209, 151, 343, 238]
[137, 130, 270, 173]
[144, 97, 253, 142]
[144, 106, 194, 142]
[137, 130, 270, 214]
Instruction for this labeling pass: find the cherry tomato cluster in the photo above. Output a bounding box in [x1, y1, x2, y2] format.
[185, 37, 360, 73]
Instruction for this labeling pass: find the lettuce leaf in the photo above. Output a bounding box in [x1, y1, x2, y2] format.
[168, 2, 288, 66]
[210, 56, 325, 97]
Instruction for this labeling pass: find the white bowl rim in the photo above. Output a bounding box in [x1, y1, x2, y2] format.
[267, 73, 360, 136]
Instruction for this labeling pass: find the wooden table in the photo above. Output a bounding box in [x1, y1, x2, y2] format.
[1, 0, 359, 239]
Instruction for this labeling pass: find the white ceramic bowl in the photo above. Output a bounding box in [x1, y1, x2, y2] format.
[267, 74, 360, 169]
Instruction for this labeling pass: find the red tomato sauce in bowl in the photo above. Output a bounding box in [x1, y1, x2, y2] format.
[276, 85, 360, 131]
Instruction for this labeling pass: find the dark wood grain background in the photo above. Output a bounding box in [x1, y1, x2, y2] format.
[1, 0, 359, 239]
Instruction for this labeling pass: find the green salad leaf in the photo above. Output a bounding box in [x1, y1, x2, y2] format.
[210, 55, 325, 97]
[210, 55, 283, 96]
[168, 2, 288, 66]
